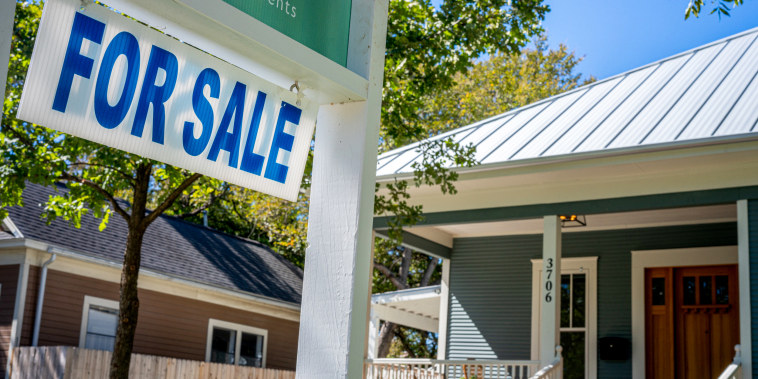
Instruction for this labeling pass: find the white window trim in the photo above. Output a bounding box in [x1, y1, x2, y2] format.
[205, 318, 268, 368]
[630, 245, 737, 379]
[531, 256, 597, 379]
[79, 295, 119, 348]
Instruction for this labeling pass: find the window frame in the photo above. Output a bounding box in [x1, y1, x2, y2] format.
[205, 318, 268, 368]
[79, 295, 119, 350]
[531, 257, 597, 379]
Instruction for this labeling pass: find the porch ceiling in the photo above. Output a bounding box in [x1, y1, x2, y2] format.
[371, 285, 441, 333]
[407, 203, 736, 248]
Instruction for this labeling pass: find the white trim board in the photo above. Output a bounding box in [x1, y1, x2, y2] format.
[531, 256, 597, 379]
[630, 245, 738, 379]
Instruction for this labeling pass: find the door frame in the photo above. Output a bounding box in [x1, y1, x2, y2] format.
[531, 256, 598, 379]
[631, 246, 738, 379]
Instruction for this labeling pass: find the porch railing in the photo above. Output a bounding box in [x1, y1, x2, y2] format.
[528, 346, 562, 379]
[717, 345, 742, 379]
[365, 358, 540, 379]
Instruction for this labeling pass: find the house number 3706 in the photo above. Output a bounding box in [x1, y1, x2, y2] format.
[545, 258, 553, 303]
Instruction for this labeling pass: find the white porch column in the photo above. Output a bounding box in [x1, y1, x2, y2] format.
[437, 258, 451, 360]
[0, 0, 16, 125]
[294, 0, 388, 377]
[737, 199, 753, 378]
[367, 310, 380, 359]
[540, 216, 561, 367]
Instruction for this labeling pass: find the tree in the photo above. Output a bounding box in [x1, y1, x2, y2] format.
[373, 35, 593, 358]
[3, 0, 553, 372]
[685, 0, 744, 19]
[1, 3, 225, 378]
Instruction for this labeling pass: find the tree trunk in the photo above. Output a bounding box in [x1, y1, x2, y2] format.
[109, 164, 151, 379]
[377, 321, 396, 358]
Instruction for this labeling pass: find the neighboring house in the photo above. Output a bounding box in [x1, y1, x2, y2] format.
[0, 182, 302, 378]
[371, 27, 758, 378]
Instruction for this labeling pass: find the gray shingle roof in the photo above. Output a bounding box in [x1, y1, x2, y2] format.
[377, 27, 758, 177]
[5, 182, 302, 305]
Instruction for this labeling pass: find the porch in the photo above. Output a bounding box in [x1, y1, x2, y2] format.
[372, 196, 757, 378]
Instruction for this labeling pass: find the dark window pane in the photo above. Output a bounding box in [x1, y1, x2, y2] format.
[573, 274, 586, 328]
[560, 332, 585, 379]
[683, 277, 696, 305]
[239, 332, 264, 367]
[652, 277, 666, 306]
[716, 275, 729, 304]
[210, 328, 236, 364]
[700, 276, 712, 305]
[561, 275, 571, 328]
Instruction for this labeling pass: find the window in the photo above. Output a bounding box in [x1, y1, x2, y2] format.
[79, 296, 119, 351]
[205, 319, 267, 368]
[531, 257, 597, 379]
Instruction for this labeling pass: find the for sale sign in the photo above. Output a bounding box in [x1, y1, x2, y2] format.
[18, 0, 317, 201]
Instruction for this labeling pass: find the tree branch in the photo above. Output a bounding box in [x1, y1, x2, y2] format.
[420, 257, 439, 287]
[174, 184, 230, 219]
[373, 261, 409, 290]
[67, 161, 135, 184]
[393, 328, 418, 358]
[58, 172, 131, 222]
[143, 173, 202, 227]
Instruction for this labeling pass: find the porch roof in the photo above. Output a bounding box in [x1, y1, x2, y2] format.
[371, 285, 441, 333]
[376, 27, 758, 179]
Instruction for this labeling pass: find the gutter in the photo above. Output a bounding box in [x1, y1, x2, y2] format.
[31, 251, 56, 346]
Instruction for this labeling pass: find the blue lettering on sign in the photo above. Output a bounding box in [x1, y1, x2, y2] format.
[53, 12, 105, 113]
[51, 11, 304, 186]
[240, 91, 267, 175]
[207, 81, 246, 168]
[94, 31, 141, 129]
[183, 68, 220, 156]
[131, 46, 179, 144]
[265, 101, 301, 184]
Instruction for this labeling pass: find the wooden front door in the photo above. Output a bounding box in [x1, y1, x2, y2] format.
[645, 265, 739, 379]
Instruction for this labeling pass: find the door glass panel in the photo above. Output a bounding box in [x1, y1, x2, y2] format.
[573, 274, 586, 328]
[560, 331, 585, 379]
[683, 276, 696, 305]
[652, 277, 666, 305]
[715, 275, 729, 304]
[700, 276, 712, 305]
[561, 275, 571, 328]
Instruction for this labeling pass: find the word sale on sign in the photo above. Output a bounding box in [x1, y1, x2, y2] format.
[18, 0, 317, 201]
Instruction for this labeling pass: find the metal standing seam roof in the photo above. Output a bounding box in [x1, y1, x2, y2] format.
[376, 27, 758, 177]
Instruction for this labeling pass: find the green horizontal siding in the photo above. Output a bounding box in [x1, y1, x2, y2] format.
[448, 222, 737, 378]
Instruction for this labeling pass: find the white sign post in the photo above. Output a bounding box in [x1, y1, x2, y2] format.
[295, 0, 388, 376]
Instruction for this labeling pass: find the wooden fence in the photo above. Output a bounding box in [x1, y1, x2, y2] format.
[10, 346, 296, 379]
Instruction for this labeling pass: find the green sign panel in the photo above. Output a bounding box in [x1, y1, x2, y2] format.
[223, 0, 352, 66]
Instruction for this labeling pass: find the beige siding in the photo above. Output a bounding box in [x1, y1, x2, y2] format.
[32, 269, 299, 370]
[0, 265, 20, 378]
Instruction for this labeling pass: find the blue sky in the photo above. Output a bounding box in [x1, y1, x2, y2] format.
[541, 1, 758, 80]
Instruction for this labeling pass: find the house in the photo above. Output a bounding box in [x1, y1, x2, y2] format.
[0, 182, 302, 378]
[370, 27, 758, 378]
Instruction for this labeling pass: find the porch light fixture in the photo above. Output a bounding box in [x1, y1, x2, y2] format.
[559, 214, 586, 228]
